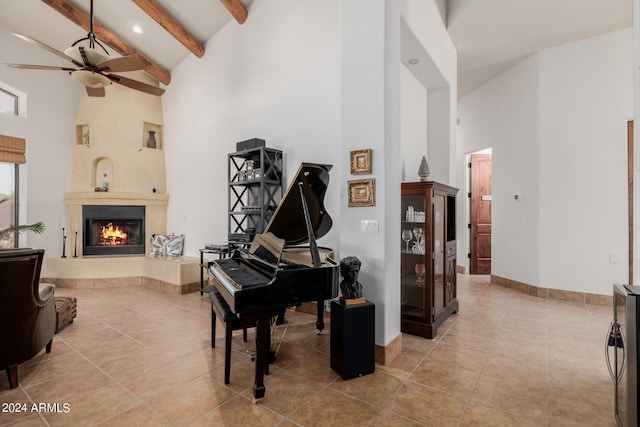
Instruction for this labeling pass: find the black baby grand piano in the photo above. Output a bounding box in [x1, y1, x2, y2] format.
[208, 163, 339, 399]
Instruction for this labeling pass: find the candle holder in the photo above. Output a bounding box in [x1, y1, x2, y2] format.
[73, 231, 78, 258]
[61, 227, 67, 258]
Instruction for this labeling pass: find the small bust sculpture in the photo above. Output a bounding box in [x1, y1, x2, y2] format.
[339, 256, 363, 299]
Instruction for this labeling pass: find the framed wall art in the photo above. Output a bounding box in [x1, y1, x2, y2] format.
[350, 149, 372, 175]
[348, 178, 376, 207]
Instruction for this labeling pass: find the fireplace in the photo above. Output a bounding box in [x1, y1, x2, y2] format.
[83, 206, 145, 256]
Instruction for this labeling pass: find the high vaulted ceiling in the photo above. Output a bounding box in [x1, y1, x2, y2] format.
[448, 0, 633, 97]
[0, 0, 252, 86]
[0, 0, 634, 96]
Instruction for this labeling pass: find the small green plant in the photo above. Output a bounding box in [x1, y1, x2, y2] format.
[0, 196, 45, 241]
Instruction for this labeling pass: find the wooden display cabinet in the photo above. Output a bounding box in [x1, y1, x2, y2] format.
[401, 181, 458, 339]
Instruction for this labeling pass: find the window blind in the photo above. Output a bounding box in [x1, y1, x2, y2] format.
[0, 135, 26, 164]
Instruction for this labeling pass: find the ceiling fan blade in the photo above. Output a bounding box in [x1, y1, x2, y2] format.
[4, 63, 77, 71]
[96, 56, 144, 73]
[106, 74, 165, 96]
[86, 86, 105, 97]
[11, 33, 82, 67]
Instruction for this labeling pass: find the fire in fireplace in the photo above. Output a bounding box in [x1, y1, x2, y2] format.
[83, 206, 145, 256]
[97, 221, 131, 246]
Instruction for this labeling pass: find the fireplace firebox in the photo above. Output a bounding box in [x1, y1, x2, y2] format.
[83, 206, 145, 256]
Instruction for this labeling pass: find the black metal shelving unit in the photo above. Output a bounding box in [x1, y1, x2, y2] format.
[227, 147, 283, 244]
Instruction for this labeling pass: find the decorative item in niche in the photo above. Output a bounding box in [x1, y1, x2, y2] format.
[147, 131, 157, 149]
[348, 178, 375, 207]
[350, 149, 372, 175]
[418, 156, 430, 181]
[94, 182, 109, 192]
[95, 174, 109, 192]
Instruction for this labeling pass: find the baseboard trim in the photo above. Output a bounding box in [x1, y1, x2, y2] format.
[490, 274, 612, 306]
[375, 333, 402, 366]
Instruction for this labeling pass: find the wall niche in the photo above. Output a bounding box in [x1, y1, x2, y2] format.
[143, 122, 162, 149]
[93, 157, 114, 191]
[76, 124, 90, 146]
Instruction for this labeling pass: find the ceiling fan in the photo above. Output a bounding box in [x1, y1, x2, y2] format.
[3, 0, 164, 97]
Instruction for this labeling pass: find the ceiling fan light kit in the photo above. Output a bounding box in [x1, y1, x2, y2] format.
[70, 70, 111, 88]
[3, 0, 164, 97]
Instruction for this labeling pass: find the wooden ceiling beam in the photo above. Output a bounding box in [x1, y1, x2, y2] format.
[220, 0, 248, 24]
[40, 0, 171, 85]
[131, 0, 205, 58]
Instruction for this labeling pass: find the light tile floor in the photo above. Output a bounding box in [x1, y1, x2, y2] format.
[0, 274, 615, 426]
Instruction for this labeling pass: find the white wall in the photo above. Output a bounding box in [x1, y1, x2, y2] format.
[458, 28, 633, 295]
[400, 64, 427, 181]
[538, 29, 632, 294]
[162, 0, 341, 256]
[341, 0, 394, 345]
[340, 0, 456, 345]
[0, 25, 81, 258]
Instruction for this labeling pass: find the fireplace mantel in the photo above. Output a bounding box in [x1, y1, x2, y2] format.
[64, 191, 169, 206]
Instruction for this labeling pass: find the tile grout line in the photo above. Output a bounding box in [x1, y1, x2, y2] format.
[455, 280, 516, 426]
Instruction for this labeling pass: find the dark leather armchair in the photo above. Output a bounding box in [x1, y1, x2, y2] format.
[0, 249, 55, 389]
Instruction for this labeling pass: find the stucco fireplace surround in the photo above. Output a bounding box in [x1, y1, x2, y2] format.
[42, 73, 200, 294]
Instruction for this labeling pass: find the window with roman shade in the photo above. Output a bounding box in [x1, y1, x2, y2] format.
[0, 135, 26, 164]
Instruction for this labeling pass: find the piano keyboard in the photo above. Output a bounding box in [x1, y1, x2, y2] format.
[215, 258, 269, 289]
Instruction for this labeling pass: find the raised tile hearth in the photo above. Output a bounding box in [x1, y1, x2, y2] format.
[42, 255, 201, 296]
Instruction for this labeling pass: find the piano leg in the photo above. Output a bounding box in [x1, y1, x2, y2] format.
[252, 316, 270, 400]
[316, 299, 325, 334]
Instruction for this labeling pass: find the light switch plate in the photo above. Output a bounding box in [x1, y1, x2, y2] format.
[360, 219, 379, 234]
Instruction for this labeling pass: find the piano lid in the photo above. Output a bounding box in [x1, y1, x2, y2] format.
[264, 163, 332, 245]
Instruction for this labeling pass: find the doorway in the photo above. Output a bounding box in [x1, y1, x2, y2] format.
[469, 150, 492, 274]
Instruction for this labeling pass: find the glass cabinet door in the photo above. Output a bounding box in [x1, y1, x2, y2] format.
[401, 194, 427, 320]
[433, 193, 446, 317]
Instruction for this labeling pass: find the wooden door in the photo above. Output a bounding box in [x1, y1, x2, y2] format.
[629, 120, 633, 285]
[470, 153, 492, 274]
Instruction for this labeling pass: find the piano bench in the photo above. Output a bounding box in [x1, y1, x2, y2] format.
[209, 290, 256, 384]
